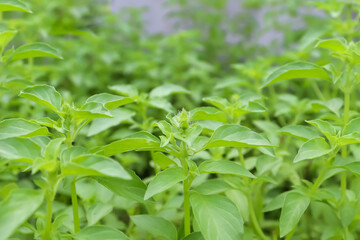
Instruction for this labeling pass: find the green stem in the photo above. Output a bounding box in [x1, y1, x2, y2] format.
[311, 82, 325, 101]
[247, 191, 267, 240]
[183, 178, 191, 237]
[285, 227, 296, 240]
[310, 162, 330, 195]
[341, 90, 350, 201]
[237, 147, 245, 168]
[71, 179, 80, 233]
[44, 196, 53, 240]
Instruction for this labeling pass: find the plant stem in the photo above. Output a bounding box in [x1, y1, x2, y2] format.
[71, 178, 80, 233]
[311, 82, 325, 101]
[183, 178, 191, 237]
[341, 90, 350, 201]
[247, 191, 267, 240]
[310, 162, 330, 195]
[44, 196, 53, 240]
[237, 147, 245, 168]
[285, 227, 296, 240]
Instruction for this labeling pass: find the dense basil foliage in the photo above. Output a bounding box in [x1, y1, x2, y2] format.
[2, 0, 360, 239]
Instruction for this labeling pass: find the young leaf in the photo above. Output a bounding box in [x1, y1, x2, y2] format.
[0, 138, 41, 163]
[19, 85, 62, 112]
[144, 167, 187, 200]
[204, 125, 273, 149]
[73, 226, 129, 240]
[0, 0, 32, 13]
[294, 137, 332, 163]
[0, 188, 44, 240]
[11, 42, 62, 62]
[86, 93, 134, 110]
[95, 170, 146, 203]
[279, 192, 310, 237]
[315, 38, 347, 53]
[103, 132, 161, 156]
[131, 215, 177, 240]
[199, 160, 255, 178]
[262, 61, 331, 88]
[33, 138, 64, 174]
[150, 84, 189, 98]
[62, 154, 131, 179]
[190, 192, 244, 240]
[279, 125, 320, 141]
[0, 118, 49, 140]
[0, 30, 17, 51]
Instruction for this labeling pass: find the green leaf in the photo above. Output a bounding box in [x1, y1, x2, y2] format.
[343, 162, 360, 176]
[193, 179, 231, 195]
[103, 132, 161, 156]
[315, 38, 347, 53]
[262, 61, 330, 88]
[87, 108, 135, 136]
[204, 125, 273, 149]
[0, 30, 17, 50]
[190, 107, 227, 123]
[109, 84, 138, 97]
[86, 203, 113, 226]
[131, 215, 177, 240]
[144, 167, 187, 200]
[182, 232, 204, 240]
[343, 117, 360, 135]
[0, 188, 44, 240]
[73, 226, 129, 240]
[148, 98, 175, 113]
[203, 96, 229, 111]
[199, 160, 255, 178]
[279, 125, 320, 141]
[0, 138, 41, 163]
[0, 118, 49, 140]
[33, 138, 64, 174]
[95, 171, 146, 202]
[306, 119, 337, 140]
[279, 192, 310, 237]
[11, 42, 62, 62]
[0, 0, 32, 13]
[61, 150, 131, 179]
[190, 192, 244, 240]
[19, 85, 62, 112]
[86, 93, 134, 110]
[152, 152, 177, 169]
[294, 137, 332, 163]
[74, 102, 113, 120]
[311, 98, 343, 116]
[263, 192, 288, 212]
[150, 84, 189, 98]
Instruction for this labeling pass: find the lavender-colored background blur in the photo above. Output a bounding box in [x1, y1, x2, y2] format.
[111, 0, 324, 46]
